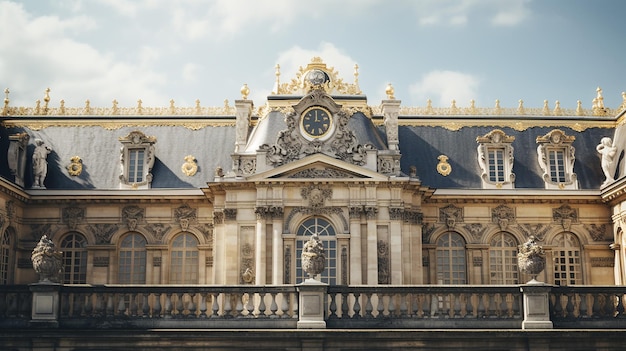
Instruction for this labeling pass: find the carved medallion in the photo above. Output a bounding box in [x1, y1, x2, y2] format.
[181, 155, 198, 177]
[67, 156, 83, 176]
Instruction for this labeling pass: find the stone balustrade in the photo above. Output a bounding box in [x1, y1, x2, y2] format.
[2, 284, 626, 329]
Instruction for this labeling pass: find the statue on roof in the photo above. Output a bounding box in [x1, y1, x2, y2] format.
[32, 139, 51, 188]
[597, 137, 617, 187]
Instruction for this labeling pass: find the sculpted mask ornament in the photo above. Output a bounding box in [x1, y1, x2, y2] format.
[31, 235, 63, 283]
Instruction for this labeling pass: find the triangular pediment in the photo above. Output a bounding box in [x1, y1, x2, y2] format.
[246, 153, 390, 181]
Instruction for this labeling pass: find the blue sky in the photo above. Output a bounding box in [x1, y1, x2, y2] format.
[1, 0, 624, 111]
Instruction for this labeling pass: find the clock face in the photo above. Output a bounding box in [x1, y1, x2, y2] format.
[301, 107, 332, 138]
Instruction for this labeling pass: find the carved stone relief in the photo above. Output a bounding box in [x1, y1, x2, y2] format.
[585, 224, 607, 241]
[288, 167, 355, 178]
[301, 185, 332, 208]
[422, 223, 436, 244]
[224, 208, 237, 221]
[349, 205, 364, 219]
[174, 204, 197, 231]
[284, 207, 348, 233]
[519, 224, 550, 242]
[145, 223, 170, 242]
[255, 206, 284, 220]
[63, 206, 85, 231]
[492, 205, 515, 231]
[463, 223, 487, 243]
[553, 204, 578, 230]
[440, 204, 463, 229]
[122, 205, 144, 231]
[87, 224, 119, 245]
[377, 240, 390, 284]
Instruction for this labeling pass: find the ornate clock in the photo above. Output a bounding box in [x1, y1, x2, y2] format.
[301, 106, 332, 138]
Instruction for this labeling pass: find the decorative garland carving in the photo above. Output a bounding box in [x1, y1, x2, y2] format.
[284, 245, 292, 284]
[341, 246, 348, 285]
[585, 224, 607, 241]
[145, 223, 170, 242]
[288, 168, 355, 178]
[174, 204, 197, 230]
[422, 223, 436, 244]
[240, 242, 255, 284]
[377, 240, 390, 284]
[519, 224, 550, 242]
[87, 223, 118, 244]
[440, 204, 463, 229]
[301, 185, 332, 208]
[224, 208, 237, 221]
[463, 223, 487, 243]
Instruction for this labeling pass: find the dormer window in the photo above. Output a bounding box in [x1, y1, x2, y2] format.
[476, 130, 515, 189]
[536, 129, 577, 189]
[119, 131, 156, 189]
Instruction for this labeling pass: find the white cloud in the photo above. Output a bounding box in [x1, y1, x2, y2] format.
[182, 63, 201, 83]
[409, 70, 480, 107]
[414, 0, 531, 27]
[0, 1, 167, 107]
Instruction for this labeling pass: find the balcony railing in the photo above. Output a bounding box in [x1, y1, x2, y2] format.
[1, 283, 626, 329]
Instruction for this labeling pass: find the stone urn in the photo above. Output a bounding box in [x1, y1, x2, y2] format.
[301, 234, 326, 281]
[31, 235, 63, 283]
[517, 236, 546, 284]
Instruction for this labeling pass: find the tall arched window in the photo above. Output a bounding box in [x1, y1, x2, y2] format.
[489, 232, 518, 284]
[296, 217, 337, 285]
[170, 233, 198, 284]
[119, 233, 147, 284]
[552, 232, 582, 286]
[0, 228, 15, 284]
[61, 233, 88, 284]
[436, 232, 466, 284]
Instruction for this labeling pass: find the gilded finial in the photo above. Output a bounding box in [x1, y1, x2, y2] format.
[195, 99, 201, 115]
[576, 100, 583, 116]
[2, 88, 8, 116]
[43, 88, 50, 113]
[241, 83, 250, 100]
[517, 99, 525, 115]
[542, 100, 549, 115]
[385, 83, 395, 100]
[553, 100, 562, 116]
[137, 99, 143, 115]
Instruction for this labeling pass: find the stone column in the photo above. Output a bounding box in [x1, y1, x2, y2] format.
[255, 208, 267, 285]
[349, 205, 363, 284]
[234, 99, 253, 153]
[212, 211, 225, 284]
[365, 206, 378, 285]
[271, 207, 284, 284]
[389, 208, 403, 284]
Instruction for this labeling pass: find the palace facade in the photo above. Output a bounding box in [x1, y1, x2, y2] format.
[2, 57, 626, 350]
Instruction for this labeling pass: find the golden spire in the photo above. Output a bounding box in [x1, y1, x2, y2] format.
[2, 88, 8, 116]
[43, 87, 51, 113]
[553, 100, 562, 116]
[241, 83, 250, 100]
[517, 99, 525, 115]
[542, 100, 549, 115]
[576, 100, 583, 116]
[385, 83, 395, 100]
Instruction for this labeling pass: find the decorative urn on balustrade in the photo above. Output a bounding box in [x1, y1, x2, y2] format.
[301, 234, 326, 281]
[517, 236, 546, 284]
[31, 235, 63, 283]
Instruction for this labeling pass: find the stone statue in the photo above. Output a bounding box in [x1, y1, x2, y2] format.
[32, 139, 51, 188]
[31, 235, 63, 283]
[596, 137, 617, 186]
[301, 234, 326, 281]
[517, 236, 546, 284]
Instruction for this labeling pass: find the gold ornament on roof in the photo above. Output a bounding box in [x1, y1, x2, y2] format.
[273, 57, 362, 96]
[437, 155, 452, 176]
[67, 156, 83, 176]
[181, 155, 198, 177]
[385, 83, 395, 100]
[241, 83, 250, 100]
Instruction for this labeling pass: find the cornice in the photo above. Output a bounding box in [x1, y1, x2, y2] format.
[600, 176, 626, 205]
[25, 189, 206, 204]
[0, 176, 29, 203]
[428, 188, 603, 205]
[2, 117, 236, 130]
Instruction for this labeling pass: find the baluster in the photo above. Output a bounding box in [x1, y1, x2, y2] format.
[504, 293, 514, 318]
[328, 292, 338, 319]
[566, 293, 575, 318]
[95, 293, 104, 317]
[578, 293, 588, 318]
[245, 293, 255, 318]
[164, 293, 173, 318]
[141, 293, 150, 317]
[130, 293, 138, 317]
[341, 293, 349, 318]
[188, 293, 197, 318]
[292, 292, 298, 319]
[235, 293, 245, 318]
[84, 293, 93, 317]
[377, 294, 386, 318]
[422, 294, 431, 318]
[415, 294, 424, 318]
[210, 293, 219, 318]
[617, 294, 625, 318]
[0, 293, 6, 317]
[105, 293, 114, 317]
[487, 293, 497, 318]
[388, 294, 396, 317]
[199, 292, 207, 318]
[19, 293, 31, 319]
[153, 293, 162, 318]
[60, 293, 70, 317]
[353, 292, 361, 319]
[477, 293, 485, 318]
[466, 293, 475, 318]
[117, 294, 127, 316]
[399, 293, 408, 317]
[258, 292, 267, 318]
[364, 293, 374, 318]
[591, 293, 601, 317]
[269, 292, 278, 319]
[453, 293, 461, 318]
[280, 292, 290, 319]
[493, 293, 503, 318]
[223, 294, 233, 318]
[603, 293, 614, 317]
[73, 292, 84, 317]
[430, 293, 439, 318]
[175, 293, 184, 318]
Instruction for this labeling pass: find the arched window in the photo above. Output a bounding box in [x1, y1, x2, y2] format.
[119, 233, 147, 284]
[489, 232, 518, 284]
[436, 232, 466, 284]
[61, 233, 88, 284]
[552, 232, 582, 286]
[170, 233, 198, 284]
[0, 228, 15, 284]
[296, 217, 337, 285]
